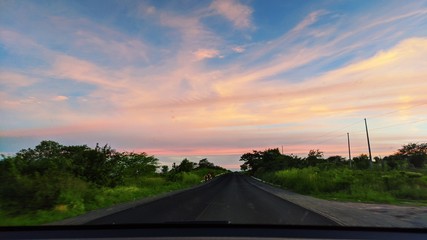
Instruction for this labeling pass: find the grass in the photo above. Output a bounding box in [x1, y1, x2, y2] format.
[260, 167, 427, 205]
[0, 168, 229, 226]
[0, 175, 203, 226]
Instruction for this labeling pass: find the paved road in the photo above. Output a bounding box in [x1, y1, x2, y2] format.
[87, 173, 337, 225]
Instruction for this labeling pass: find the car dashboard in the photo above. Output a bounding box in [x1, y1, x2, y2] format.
[1, 224, 426, 240]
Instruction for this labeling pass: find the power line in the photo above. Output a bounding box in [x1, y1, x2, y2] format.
[309, 102, 427, 145]
[370, 118, 427, 131]
[316, 120, 362, 138]
[282, 101, 427, 156]
[295, 120, 362, 146]
[368, 101, 427, 120]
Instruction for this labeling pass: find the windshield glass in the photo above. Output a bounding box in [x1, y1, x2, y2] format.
[1, 0, 427, 228]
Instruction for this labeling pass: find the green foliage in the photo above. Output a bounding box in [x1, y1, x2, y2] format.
[409, 153, 427, 168]
[398, 142, 427, 156]
[166, 158, 228, 181]
[260, 167, 427, 203]
[382, 154, 407, 170]
[240, 148, 304, 174]
[306, 149, 324, 167]
[161, 165, 169, 174]
[175, 158, 196, 172]
[0, 141, 228, 226]
[263, 167, 353, 194]
[383, 143, 427, 169]
[241, 142, 427, 204]
[198, 158, 214, 168]
[352, 154, 371, 169]
[180, 172, 201, 184]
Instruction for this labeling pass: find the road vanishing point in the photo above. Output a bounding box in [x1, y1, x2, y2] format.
[87, 173, 337, 225]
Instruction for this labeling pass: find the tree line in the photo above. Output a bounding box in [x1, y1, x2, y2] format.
[240, 142, 427, 175]
[240, 143, 427, 203]
[0, 140, 226, 215]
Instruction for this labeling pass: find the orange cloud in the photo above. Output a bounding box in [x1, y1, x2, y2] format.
[193, 48, 220, 60]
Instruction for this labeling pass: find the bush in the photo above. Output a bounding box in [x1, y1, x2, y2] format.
[259, 167, 427, 203]
[181, 172, 201, 185]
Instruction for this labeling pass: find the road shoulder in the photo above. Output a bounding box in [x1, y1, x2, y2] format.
[46, 178, 221, 225]
[248, 176, 427, 228]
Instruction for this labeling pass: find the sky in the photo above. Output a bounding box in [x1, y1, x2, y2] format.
[1, 0, 427, 170]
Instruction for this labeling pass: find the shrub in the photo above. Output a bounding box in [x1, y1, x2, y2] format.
[181, 172, 201, 185]
[259, 167, 427, 203]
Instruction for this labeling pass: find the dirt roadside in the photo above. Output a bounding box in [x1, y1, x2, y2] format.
[248, 176, 427, 228]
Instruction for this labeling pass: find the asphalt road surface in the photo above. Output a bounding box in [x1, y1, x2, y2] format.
[87, 173, 337, 225]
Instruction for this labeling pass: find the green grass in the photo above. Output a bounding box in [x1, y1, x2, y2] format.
[0, 168, 229, 226]
[0, 176, 203, 226]
[260, 167, 427, 205]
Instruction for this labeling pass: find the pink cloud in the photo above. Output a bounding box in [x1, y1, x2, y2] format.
[210, 0, 253, 29]
[2, 3, 426, 161]
[46, 54, 124, 89]
[193, 48, 220, 60]
[232, 46, 245, 53]
[0, 71, 38, 88]
[0, 121, 112, 138]
[52, 95, 68, 101]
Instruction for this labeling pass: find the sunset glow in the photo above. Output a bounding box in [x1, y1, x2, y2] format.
[1, 0, 427, 169]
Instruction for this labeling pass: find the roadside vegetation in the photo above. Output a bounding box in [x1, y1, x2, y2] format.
[0, 140, 228, 226]
[240, 143, 427, 205]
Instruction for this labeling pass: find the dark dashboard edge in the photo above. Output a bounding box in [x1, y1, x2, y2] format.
[1, 224, 427, 239]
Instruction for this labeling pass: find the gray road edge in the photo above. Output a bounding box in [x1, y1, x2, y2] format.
[247, 176, 345, 226]
[247, 176, 427, 227]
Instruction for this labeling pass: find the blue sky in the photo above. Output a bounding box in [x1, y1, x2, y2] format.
[1, 0, 427, 169]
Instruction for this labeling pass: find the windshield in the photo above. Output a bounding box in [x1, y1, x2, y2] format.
[1, 0, 427, 228]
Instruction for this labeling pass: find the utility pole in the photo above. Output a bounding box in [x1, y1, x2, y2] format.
[281, 145, 284, 155]
[364, 118, 373, 168]
[347, 132, 352, 167]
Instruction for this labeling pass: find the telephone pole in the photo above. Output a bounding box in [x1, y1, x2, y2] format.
[347, 132, 352, 167]
[364, 118, 373, 168]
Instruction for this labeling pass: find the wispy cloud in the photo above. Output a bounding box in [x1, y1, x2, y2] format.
[210, 0, 253, 29]
[292, 10, 328, 32]
[1, 0, 427, 165]
[0, 71, 38, 89]
[232, 46, 245, 53]
[193, 48, 221, 60]
[52, 95, 69, 101]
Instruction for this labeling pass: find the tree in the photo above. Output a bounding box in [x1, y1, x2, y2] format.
[161, 165, 169, 174]
[0, 140, 165, 214]
[239, 150, 263, 174]
[176, 158, 196, 172]
[0, 142, 87, 212]
[260, 148, 285, 173]
[121, 152, 158, 177]
[14, 140, 71, 175]
[383, 154, 406, 170]
[239, 148, 300, 174]
[306, 149, 324, 166]
[397, 143, 427, 168]
[398, 143, 427, 156]
[353, 154, 371, 169]
[73, 144, 118, 186]
[409, 153, 427, 168]
[308, 149, 324, 158]
[327, 155, 345, 164]
[198, 158, 214, 168]
[240, 163, 248, 171]
[33, 140, 63, 159]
